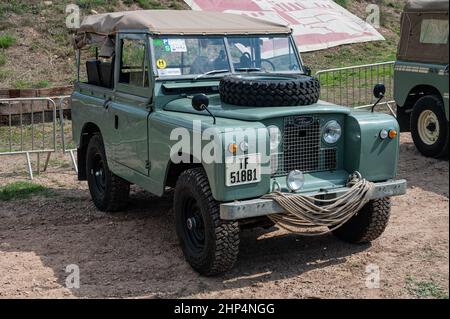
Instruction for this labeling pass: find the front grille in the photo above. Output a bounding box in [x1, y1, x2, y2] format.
[271, 115, 337, 176]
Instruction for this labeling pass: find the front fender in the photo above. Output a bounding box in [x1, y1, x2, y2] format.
[344, 111, 400, 181]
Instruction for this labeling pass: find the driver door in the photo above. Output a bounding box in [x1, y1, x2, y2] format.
[110, 33, 152, 176]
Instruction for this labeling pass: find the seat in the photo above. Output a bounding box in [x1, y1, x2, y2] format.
[99, 61, 114, 89]
[86, 60, 101, 86]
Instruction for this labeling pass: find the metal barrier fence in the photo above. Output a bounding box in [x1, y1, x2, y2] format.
[1, 62, 396, 180]
[0, 96, 76, 179]
[315, 61, 396, 114]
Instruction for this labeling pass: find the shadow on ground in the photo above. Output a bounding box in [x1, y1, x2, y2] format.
[0, 187, 368, 298]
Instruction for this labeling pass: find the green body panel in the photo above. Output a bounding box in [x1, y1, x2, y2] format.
[72, 31, 401, 204]
[394, 60, 449, 119]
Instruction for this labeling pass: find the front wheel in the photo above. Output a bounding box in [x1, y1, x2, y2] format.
[331, 198, 391, 244]
[410, 95, 449, 158]
[174, 168, 240, 276]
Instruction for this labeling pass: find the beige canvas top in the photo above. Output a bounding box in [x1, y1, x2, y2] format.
[404, 0, 449, 12]
[77, 10, 292, 36]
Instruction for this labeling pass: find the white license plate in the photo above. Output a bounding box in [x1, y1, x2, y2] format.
[225, 154, 261, 187]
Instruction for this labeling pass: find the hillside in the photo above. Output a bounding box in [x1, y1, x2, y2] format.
[0, 0, 405, 89]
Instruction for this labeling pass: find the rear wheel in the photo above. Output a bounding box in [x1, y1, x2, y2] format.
[410, 95, 449, 158]
[86, 134, 130, 212]
[332, 198, 391, 244]
[174, 168, 240, 276]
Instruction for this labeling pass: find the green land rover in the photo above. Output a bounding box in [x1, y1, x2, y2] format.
[72, 10, 406, 275]
[395, 0, 449, 158]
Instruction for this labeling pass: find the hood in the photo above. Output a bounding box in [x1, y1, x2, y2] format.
[163, 95, 351, 121]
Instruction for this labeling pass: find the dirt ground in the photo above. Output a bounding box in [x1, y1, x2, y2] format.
[0, 133, 448, 299]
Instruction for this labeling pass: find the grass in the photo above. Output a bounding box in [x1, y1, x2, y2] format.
[76, 0, 120, 11]
[0, 34, 16, 49]
[0, 181, 50, 201]
[34, 80, 51, 89]
[334, 0, 348, 8]
[406, 277, 449, 299]
[0, 1, 40, 18]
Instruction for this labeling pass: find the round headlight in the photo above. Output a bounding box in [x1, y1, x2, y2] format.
[287, 170, 305, 191]
[323, 120, 342, 144]
[267, 125, 281, 151]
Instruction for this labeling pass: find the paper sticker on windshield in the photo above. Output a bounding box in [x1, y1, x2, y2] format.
[156, 59, 167, 69]
[163, 39, 187, 53]
[158, 68, 181, 76]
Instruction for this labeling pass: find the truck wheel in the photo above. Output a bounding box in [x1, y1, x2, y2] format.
[86, 134, 130, 212]
[174, 168, 240, 276]
[410, 95, 449, 158]
[219, 74, 320, 107]
[331, 198, 391, 244]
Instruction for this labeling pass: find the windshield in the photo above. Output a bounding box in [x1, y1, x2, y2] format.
[152, 35, 302, 79]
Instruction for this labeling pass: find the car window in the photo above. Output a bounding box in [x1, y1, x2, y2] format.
[420, 19, 449, 45]
[153, 37, 230, 77]
[119, 39, 149, 87]
[227, 37, 300, 72]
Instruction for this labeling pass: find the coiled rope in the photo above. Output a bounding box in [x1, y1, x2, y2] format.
[262, 173, 375, 236]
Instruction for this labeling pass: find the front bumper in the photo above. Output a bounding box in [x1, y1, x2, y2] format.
[220, 179, 407, 220]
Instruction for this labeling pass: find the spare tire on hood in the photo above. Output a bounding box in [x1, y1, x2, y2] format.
[219, 74, 321, 107]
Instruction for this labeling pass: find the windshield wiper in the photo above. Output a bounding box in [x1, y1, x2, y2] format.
[235, 67, 262, 73]
[193, 69, 230, 82]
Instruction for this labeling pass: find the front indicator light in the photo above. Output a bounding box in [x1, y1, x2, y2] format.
[388, 129, 398, 139]
[228, 143, 238, 155]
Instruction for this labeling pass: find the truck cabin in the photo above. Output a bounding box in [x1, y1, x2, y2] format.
[398, 0, 449, 65]
[73, 10, 304, 93]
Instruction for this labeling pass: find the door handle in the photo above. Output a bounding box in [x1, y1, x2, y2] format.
[103, 98, 112, 110]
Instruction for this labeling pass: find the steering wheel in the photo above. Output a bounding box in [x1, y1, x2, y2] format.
[261, 59, 276, 72]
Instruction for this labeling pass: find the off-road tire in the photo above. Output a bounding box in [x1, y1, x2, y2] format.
[219, 74, 321, 107]
[174, 168, 240, 276]
[410, 95, 449, 158]
[86, 134, 130, 212]
[332, 198, 391, 244]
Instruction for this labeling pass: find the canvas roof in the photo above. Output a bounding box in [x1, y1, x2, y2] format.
[77, 10, 292, 36]
[404, 0, 449, 13]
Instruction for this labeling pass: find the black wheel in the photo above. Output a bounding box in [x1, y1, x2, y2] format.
[86, 134, 130, 212]
[219, 74, 320, 107]
[174, 168, 240, 276]
[410, 95, 449, 158]
[331, 198, 391, 244]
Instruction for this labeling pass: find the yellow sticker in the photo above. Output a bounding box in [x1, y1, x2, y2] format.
[156, 59, 167, 69]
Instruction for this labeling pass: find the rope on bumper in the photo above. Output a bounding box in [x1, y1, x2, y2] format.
[262, 174, 375, 236]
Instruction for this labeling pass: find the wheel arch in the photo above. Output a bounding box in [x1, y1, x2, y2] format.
[77, 122, 102, 180]
[401, 85, 443, 110]
[164, 154, 203, 189]
[397, 85, 444, 132]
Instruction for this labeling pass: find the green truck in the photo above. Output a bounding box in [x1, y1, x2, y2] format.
[72, 10, 406, 275]
[395, 0, 449, 158]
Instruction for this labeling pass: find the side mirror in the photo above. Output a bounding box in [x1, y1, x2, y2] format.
[192, 94, 209, 111]
[303, 66, 312, 76]
[373, 83, 386, 99]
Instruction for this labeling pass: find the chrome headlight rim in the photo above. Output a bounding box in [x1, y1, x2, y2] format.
[322, 120, 342, 145]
